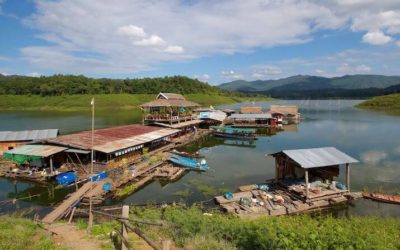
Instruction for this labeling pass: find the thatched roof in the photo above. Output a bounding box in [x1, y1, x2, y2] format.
[157, 93, 185, 100]
[141, 99, 200, 108]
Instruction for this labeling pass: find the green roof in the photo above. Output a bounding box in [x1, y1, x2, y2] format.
[3, 144, 67, 164]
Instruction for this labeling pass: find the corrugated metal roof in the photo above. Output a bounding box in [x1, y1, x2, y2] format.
[94, 128, 180, 153]
[4, 144, 67, 157]
[199, 111, 227, 122]
[272, 147, 359, 169]
[47, 124, 161, 150]
[230, 113, 272, 119]
[0, 129, 59, 142]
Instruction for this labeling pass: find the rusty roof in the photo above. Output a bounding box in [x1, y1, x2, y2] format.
[47, 124, 161, 150]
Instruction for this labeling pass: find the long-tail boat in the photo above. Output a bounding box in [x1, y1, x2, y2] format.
[363, 192, 400, 205]
[170, 149, 205, 159]
[168, 154, 209, 171]
[210, 126, 257, 140]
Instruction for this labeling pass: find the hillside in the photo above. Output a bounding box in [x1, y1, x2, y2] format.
[0, 94, 271, 111]
[219, 75, 400, 98]
[0, 74, 233, 96]
[356, 93, 400, 111]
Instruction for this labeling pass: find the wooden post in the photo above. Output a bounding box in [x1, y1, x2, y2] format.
[346, 164, 350, 192]
[305, 170, 309, 200]
[121, 205, 129, 250]
[50, 157, 54, 174]
[68, 207, 76, 224]
[274, 160, 279, 183]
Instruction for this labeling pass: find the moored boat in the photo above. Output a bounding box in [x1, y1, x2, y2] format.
[168, 154, 209, 171]
[363, 192, 400, 205]
[210, 126, 257, 140]
[170, 149, 205, 159]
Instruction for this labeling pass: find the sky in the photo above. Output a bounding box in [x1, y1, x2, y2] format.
[1, 0, 400, 85]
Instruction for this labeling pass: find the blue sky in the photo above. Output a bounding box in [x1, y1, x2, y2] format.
[1, 0, 400, 85]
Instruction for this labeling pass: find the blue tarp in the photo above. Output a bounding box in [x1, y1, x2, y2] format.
[89, 171, 108, 182]
[56, 172, 77, 185]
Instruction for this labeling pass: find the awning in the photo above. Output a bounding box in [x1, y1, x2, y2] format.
[3, 144, 67, 164]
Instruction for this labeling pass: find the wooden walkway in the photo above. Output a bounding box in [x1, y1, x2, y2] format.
[42, 182, 95, 224]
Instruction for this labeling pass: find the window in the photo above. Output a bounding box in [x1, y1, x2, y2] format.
[8, 146, 14, 150]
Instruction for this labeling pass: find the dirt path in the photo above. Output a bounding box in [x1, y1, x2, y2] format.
[46, 224, 104, 250]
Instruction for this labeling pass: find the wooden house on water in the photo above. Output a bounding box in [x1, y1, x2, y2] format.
[1, 124, 179, 182]
[0, 129, 59, 156]
[228, 113, 276, 128]
[140, 93, 203, 136]
[269, 105, 300, 123]
[215, 147, 361, 218]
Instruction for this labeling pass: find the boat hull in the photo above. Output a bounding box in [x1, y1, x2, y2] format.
[363, 192, 400, 205]
[168, 155, 208, 171]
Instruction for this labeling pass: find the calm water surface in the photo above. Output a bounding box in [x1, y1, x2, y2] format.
[1, 100, 400, 217]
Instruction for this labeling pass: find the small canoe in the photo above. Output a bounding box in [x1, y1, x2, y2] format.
[170, 149, 204, 159]
[168, 155, 209, 171]
[363, 192, 400, 205]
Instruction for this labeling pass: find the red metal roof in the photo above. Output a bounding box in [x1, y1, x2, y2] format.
[47, 124, 161, 150]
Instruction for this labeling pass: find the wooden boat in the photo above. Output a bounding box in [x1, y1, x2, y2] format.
[363, 192, 400, 205]
[168, 155, 209, 171]
[210, 126, 257, 141]
[170, 149, 204, 159]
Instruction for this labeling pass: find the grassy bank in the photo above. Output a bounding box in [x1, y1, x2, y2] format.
[0, 94, 272, 111]
[0, 216, 59, 250]
[80, 205, 400, 250]
[356, 93, 400, 112]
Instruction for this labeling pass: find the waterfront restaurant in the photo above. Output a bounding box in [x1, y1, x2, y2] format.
[140, 92, 203, 135]
[43, 124, 179, 173]
[270, 147, 359, 201]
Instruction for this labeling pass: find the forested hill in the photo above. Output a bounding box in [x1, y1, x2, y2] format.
[219, 74, 400, 98]
[0, 74, 233, 96]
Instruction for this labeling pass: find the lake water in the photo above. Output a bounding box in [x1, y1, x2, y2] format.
[1, 100, 400, 217]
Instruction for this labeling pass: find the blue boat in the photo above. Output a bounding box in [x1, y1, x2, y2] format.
[210, 126, 257, 140]
[56, 172, 77, 185]
[168, 154, 209, 171]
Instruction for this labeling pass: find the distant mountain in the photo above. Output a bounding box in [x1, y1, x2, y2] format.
[219, 75, 400, 99]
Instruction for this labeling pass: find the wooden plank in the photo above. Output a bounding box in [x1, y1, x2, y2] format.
[42, 182, 95, 224]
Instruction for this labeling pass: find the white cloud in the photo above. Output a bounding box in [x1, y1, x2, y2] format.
[362, 30, 392, 45]
[165, 45, 184, 54]
[360, 150, 388, 164]
[16, 0, 400, 74]
[336, 63, 371, 74]
[134, 35, 165, 47]
[194, 74, 210, 82]
[221, 70, 243, 80]
[117, 25, 146, 38]
[28, 72, 41, 77]
[252, 66, 282, 79]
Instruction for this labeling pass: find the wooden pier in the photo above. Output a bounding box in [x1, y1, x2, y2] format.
[42, 182, 96, 224]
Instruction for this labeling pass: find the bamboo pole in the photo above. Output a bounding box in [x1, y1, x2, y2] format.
[346, 164, 350, 192]
[121, 205, 129, 250]
[305, 170, 309, 200]
[88, 97, 95, 232]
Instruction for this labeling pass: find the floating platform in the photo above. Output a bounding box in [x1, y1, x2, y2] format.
[215, 183, 362, 218]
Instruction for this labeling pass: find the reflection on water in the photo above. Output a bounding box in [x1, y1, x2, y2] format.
[1, 100, 400, 217]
